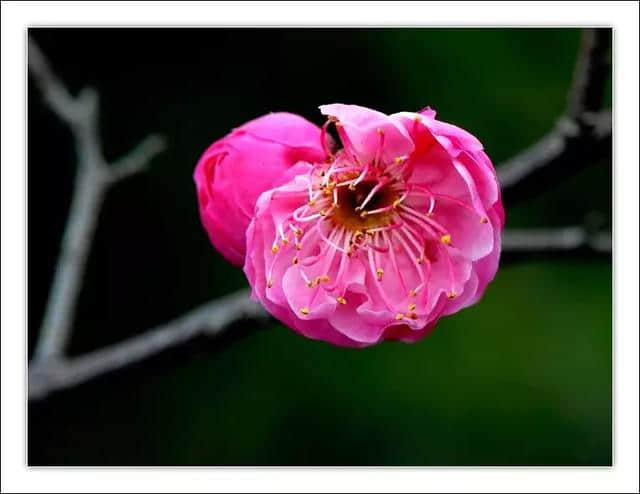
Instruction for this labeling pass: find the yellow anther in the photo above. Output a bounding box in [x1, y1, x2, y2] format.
[294, 227, 303, 236]
[360, 210, 368, 218]
[408, 312, 418, 320]
[447, 291, 457, 299]
[336, 296, 347, 305]
[408, 289, 417, 297]
[441, 234, 452, 245]
[392, 198, 402, 208]
[320, 209, 327, 217]
[395, 313, 405, 320]
[281, 237, 289, 245]
[348, 183, 356, 191]
[300, 307, 310, 315]
[271, 244, 279, 254]
[292, 256, 299, 265]
[376, 268, 384, 280]
[267, 279, 273, 288]
[394, 156, 405, 164]
[308, 199, 316, 206]
[306, 280, 314, 288]
[480, 216, 489, 224]
[318, 274, 330, 283]
[408, 303, 416, 312]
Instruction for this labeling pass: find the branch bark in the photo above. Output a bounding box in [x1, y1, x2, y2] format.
[29, 39, 166, 363]
[497, 28, 611, 204]
[29, 290, 268, 400]
[502, 227, 611, 256]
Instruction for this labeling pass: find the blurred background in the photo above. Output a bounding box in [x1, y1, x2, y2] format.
[28, 28, 611, 466]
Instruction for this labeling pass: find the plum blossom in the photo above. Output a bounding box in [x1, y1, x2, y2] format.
[197, 104, 504, 347]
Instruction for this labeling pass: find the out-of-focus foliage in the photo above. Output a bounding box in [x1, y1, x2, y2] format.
[28, 28, 611, 465]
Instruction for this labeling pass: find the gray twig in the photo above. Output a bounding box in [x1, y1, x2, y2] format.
[502, 227, 611, 256]
[29, 290, 268, 400]
[29, 38, 166, 363]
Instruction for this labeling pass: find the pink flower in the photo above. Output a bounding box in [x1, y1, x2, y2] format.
[194, 112, 326, 266]
[243, 104, 504, 347]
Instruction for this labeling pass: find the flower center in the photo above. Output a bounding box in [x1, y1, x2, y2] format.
[332, 180, 396, 231]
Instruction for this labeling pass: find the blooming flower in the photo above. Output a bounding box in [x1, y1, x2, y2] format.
[242, 104, 504, 347]
[194, 112, 326, 266]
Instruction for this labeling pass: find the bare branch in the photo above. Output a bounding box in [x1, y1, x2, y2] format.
[567, 28, 611, 119]
[497, 28, 611, 205]
[502, 227, 611, 256]
[498, 111, 611, 203]
[29, 38, 166, 363]
[29, 290, 268, 400]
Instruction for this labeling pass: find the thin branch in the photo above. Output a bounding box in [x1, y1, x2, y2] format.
[497, 28, 611, 204]
[502, 227, 611, 256]
[29, 38, 166, 363]
[29, 290, 268, 400]
[567, 28, 611, 119]
[498, 111, 611, 202]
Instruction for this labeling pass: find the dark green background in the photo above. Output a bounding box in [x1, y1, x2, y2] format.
[28, 28, 612, 465]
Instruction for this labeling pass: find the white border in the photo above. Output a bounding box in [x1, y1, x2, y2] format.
[2, 2, 638, 493]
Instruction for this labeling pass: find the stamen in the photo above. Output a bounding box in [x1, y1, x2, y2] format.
[367, 248, 394, 310]
[299, 269, 314, 288]
[319, 223, 349, 254]
[408, 303, 416, 312]
[356, 177, 389, 211]
[336, 296, 347, 305]
[395, 313, 405, 321]
[392, 190, 408, 209]
[300, 307, 310, 315]
[349, 163, 369, 190]
[382, 230, 407, 295]
[399, 203, 447, 234]
[441, 234, 452, 245]
[335, 121, 360, 165]
[363, 204, 394, 216]
[271, 244, 279, 254]
[393, 229, 427, 297]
